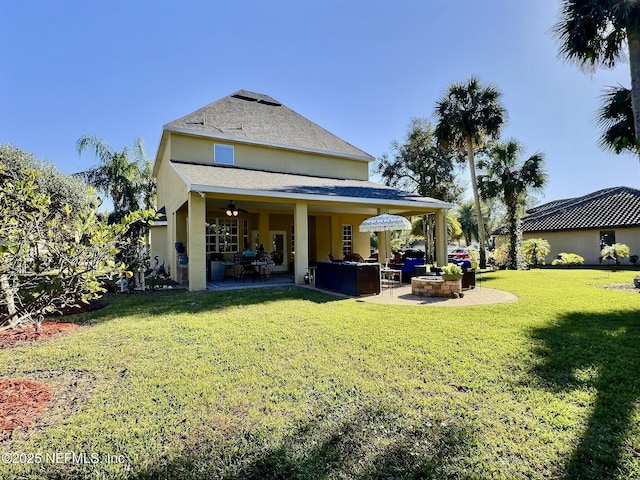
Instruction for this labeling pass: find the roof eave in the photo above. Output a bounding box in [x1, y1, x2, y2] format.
[187, 181, 454, 211]
[523, 223, 640, 233]
[152, 129, 169, 177]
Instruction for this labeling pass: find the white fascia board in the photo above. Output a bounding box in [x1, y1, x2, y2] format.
[163, 125, 374, 163]
[152, 129, 170, 177]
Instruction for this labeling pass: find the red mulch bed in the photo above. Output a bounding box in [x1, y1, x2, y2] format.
[0, 321, 83, 349]
[1, 322, 85, 438]
[0, 378, 52, 435]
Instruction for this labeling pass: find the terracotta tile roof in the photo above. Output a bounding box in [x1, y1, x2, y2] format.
[165, 90, 372, 160]
[517, 186, 640, 233]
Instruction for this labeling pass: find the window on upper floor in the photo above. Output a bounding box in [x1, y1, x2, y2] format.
[214, 144, 234, 165]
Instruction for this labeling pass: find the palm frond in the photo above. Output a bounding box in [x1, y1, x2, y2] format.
[77, 135, 114, 165]
[553, 0, 638, 69]
[595, 85, 638, 153]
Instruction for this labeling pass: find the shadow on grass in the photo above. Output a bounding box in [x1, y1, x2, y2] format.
[531, 309, 640, 479]
[68, 286, 345, 326]
[470, 270, 501, 285]
[134, 402, 477, 480]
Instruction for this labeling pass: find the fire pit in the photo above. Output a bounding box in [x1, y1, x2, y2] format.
[411, 276, 463, 298]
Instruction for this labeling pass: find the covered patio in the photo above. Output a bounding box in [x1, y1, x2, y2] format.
[153, 161, 454, 292]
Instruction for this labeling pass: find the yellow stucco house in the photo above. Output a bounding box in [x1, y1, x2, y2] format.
[151, 90, 453, 291]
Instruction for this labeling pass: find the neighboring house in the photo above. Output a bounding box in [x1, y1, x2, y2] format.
[151, 90, 454, 291]
[494, 186, 640, 265]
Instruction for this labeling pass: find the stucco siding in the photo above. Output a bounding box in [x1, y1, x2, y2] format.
[152, 137, 189, 275]
[149, 225, 168, 270]
[517, 227, 640, 265]
[169, 133, 368, 180]
[157, 147, 188, 213]
[237, 143, 368, 180]
[315, 216, 332, 262]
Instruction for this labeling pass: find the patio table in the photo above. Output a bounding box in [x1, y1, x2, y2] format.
[380, 268, 402, 288]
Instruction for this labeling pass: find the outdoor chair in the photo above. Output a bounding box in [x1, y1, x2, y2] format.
[228, 252, 245, 282]
[257, 251, 274, 282]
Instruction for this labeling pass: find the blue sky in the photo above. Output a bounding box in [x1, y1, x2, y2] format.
[1, 0, 637, 205]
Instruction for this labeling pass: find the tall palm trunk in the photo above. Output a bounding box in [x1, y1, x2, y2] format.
[465, 136, 487, 268]
[506, 200, 520, 270]
[628, 28, 640, 162]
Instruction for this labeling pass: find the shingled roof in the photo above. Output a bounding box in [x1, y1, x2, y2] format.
[170, 161, 454, 211]
[164, 90, 372, 160]
[513, 186, 640, 233]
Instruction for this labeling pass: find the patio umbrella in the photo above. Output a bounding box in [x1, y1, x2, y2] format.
[359, 214, 412, 264]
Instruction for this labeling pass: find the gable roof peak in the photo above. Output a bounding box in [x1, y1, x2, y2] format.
[228, 89, 282, 106]
[163, 89, 372, 161]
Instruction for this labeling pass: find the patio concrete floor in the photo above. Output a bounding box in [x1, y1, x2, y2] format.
[207, 273, 294, 291]
[354, 283, 518, 306]
[207, 275, 517, 307]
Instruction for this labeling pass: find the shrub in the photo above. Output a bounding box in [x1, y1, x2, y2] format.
[522, 238, 550, 266]
[491, 243, 509, 267]
[441, 263, 463, 275]
[0, 164, 155, 330]
[552, 252, 585, 266]
[0, 143, 90, 212]
[600, 243, 630, 265]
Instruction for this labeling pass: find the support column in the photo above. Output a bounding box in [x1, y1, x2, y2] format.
[258, 211, 269, 251]
[293, 201, 309, 284]
[330, 215, 341, 259]
[435, 208, 448, 267]
[187, 192, 206, 291]
[168, 213, 177, 282]
[173, 208, 187, 283]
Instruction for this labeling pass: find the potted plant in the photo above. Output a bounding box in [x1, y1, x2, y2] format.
[441, 263, 463, 281]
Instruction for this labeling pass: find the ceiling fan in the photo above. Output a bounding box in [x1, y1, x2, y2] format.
[220, 201, 249, 217]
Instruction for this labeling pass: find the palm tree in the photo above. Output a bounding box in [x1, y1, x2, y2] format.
[457, 201, 478, 246]
[137, 155, 157, 210]
[435, 77, 507, 268]
[76, 135, 152, 212]
[596, 85, 638, 154]
[554, 0, 640, 161]
[478, 141, 547, 270]
[522, 238, 551, 267]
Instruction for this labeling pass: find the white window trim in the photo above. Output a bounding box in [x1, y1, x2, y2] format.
[206, 217, 239, 253]
[342, 224, 353, 257]
[214, 144, 234, 165]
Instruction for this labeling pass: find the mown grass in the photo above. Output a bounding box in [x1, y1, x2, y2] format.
[1, 269, 639, 479]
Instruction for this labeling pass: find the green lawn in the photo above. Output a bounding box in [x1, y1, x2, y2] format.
[1, 269, 639, 479]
